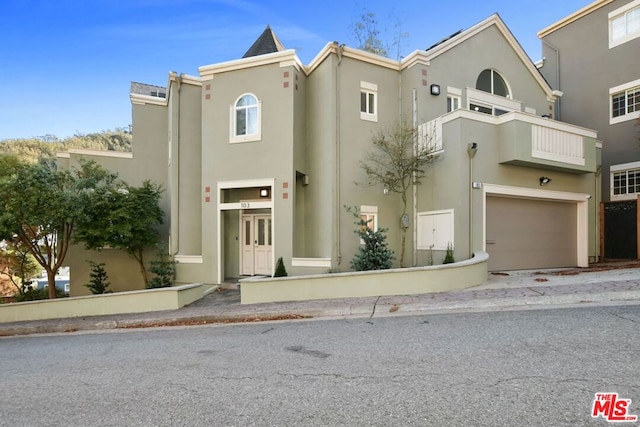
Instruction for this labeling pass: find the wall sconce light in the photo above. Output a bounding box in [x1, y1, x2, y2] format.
[259, 188, 270, 198]
[467, 142, 477, 158]
[430, 84, 440, 96]
[539, 176, 551, 186]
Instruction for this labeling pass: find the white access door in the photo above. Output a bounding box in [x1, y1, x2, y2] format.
[241, 215, 272, 276]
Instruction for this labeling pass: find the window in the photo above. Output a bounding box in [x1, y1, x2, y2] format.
[611, 162, 640, 199]
[476, 69, 510, 98]
[447, 96, 460, 112]
[359, 206, 378, 244]
[360, 81, 378, 122]
[609, 0, 640, 48]
[231, 93, 261, 143]
[610, 79, 640, 124]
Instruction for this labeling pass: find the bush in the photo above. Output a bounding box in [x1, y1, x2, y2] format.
[346, 206, 395, 271]
[84, 261, 111, 294]
[443, 243, 455, 264]
[15, 286, 68, 301]
[274, 257, 288, 277]
[147, 251, 176, 288]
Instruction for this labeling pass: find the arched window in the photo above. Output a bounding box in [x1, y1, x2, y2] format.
[476, 69, 510, 98]
[234, 94, 259, 138]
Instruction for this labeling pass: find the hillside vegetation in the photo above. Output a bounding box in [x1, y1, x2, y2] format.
[0, 128, 132, 164]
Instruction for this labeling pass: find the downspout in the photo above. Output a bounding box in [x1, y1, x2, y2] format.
[412, 88, 418, 267]
[335, 45, 342, 266]
[170, 73, 182, 255]
[541, 39, 561, 120]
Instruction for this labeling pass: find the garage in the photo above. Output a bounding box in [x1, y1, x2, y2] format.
[486, 196, 577, 271]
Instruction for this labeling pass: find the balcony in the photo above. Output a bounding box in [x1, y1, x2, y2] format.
[419, 110, 599, 174]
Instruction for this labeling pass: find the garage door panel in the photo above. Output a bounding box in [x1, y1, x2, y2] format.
[487, 196, 577, 271]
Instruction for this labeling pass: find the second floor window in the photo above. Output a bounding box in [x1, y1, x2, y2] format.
[360, 81, 378, 122]
[231, 93, 261, 143]
[610, 79, 640, 124]
[235, 94, 258, 136]
[476, 69, 510, 98]
[610, 1, 640, 48]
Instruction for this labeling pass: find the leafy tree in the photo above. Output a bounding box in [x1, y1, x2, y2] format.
[0, 128, 132, 165]
[75, 180, 164, 287]
[359, 122, 438, 268]
[346, 206, 395, 271]
[353, 11, 388, 57]
[352, 9, 409, 59]
[0, 157, 117, 298]
[0, 241, 40, 295]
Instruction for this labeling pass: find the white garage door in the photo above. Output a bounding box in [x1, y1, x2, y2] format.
[486, 196, 577, 271]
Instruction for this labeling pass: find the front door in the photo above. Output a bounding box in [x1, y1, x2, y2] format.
[242, 215, 272, 276]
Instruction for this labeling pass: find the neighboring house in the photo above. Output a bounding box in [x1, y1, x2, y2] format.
[60, 15, 601, 295]
[538, 0, 640, 259]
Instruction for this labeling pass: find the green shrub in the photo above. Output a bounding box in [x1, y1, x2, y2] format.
[15, 286, 68, 301]
[147, 251, 176, 288]
[84, 261, 111, 294]
[274, 257, 288, 277]
[346, 205, 395, 271]
[443, 243, 455, 264]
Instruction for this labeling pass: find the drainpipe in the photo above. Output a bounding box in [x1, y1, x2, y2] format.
[412, 88, 418, 267]
[467, 143, 478, 259]
[169, 72, 182, 256]
[335, 44, 344, 266]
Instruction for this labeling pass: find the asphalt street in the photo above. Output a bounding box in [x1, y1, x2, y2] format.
[1, 304, 639, 426]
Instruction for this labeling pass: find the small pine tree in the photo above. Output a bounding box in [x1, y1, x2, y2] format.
[346, 206, 395, 271]
[274, 257, 288, 277]
[85, 261, 111, 294]
[147, 251, 176, 288]
[443, 243, 455, 264]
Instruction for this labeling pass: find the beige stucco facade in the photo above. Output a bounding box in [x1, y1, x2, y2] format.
[61, 14, 601, 294]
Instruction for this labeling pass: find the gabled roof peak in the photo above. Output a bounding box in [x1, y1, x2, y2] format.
[242, 25, 286, 58]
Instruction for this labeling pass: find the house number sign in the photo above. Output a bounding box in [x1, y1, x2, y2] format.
[241, 202, 251, 209]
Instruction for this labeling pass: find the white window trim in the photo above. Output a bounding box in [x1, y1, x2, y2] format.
[611, 161, 640, 200]
[359, 205, 378, 244]
[230, 93, 262, 144]
[467, 87, 521, 116]
[609, 0, 640, 49]
[360, 81, 378, 122]
[609, 78, 640, 124]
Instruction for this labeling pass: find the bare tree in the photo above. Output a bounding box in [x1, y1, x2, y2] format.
[352, 9, 409, 60]
[360, 122, 438, 267]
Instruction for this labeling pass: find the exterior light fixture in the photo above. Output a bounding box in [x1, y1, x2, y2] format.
[467, 142, 477, 158]
[430, 84, 440, 96]
[259, 188, 270, 198]
[539, 177, 551, 186]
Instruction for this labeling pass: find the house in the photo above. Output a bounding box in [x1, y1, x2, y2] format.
[538, 0, 640, 259]
[60, 14, 601, 296]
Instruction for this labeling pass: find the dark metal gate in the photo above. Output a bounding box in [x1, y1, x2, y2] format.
[603, 200, 637, 259]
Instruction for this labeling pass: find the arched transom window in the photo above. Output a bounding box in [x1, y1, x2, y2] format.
[232, 93, 261, 142]
[476, 69, 510, 98]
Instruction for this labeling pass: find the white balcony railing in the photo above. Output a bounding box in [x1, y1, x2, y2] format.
[531, 124, 585, 166]
[417, 118, 443, 154]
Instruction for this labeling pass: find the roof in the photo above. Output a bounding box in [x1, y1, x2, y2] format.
[130, 82, 167, 98]
[538, 0, 614, 38]
[242, 25, 286, 58]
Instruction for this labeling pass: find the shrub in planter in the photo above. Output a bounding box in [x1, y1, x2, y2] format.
[443, 243, 455, 264]
[274, 257, 288, 277]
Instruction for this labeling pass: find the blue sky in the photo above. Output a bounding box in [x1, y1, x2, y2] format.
[0, 0, 590, 140]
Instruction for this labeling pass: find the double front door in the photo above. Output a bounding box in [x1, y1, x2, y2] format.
[242, 215, 272, 276]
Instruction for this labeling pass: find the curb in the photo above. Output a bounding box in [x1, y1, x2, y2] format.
[2, 290, 639, 337]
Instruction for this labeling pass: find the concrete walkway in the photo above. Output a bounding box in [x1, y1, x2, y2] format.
[2, 264, 640, 337]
